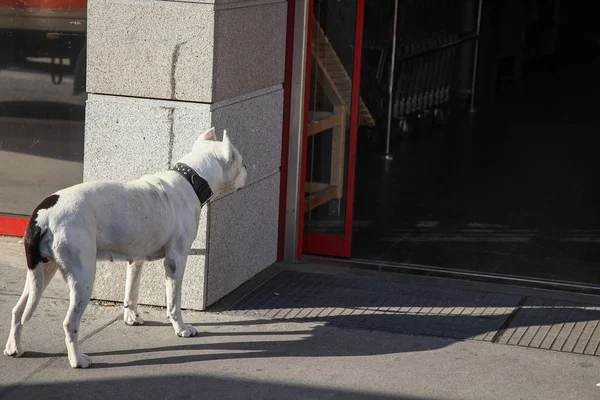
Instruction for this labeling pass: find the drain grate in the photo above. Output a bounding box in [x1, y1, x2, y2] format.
[225, 270, 600, 355]
[493, 297, 600, 356]
[226, 270, 523, 341]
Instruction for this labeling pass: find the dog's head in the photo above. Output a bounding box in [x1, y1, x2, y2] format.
[177, 127, 248, 198]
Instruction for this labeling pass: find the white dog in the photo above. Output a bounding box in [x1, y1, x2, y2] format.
[3, 127, 247, 368]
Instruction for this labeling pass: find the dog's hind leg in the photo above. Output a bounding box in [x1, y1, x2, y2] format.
[56, 241, 96, 369]
[164, 254, 197, 338]
[4, 262, 58, 357]
[61, 265, 95, 369]
[123, 261, 145, 325]
[4, 284, 29, 357]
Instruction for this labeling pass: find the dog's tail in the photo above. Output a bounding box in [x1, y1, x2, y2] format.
[21, 220, 46, 324]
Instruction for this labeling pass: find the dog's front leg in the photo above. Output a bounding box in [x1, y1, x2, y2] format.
[123, 261, 145, 325]
[164, 255, 197, 337]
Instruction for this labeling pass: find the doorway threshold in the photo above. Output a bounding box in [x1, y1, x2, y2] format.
[301, 255, 600, 297]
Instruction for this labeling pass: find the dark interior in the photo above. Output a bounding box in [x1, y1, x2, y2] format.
[351, 0, 600, 285]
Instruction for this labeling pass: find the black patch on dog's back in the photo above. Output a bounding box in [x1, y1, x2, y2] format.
[24, 194, 59, 269]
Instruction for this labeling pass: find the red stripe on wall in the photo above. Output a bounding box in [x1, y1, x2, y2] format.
[0, 216, 28, 237]
[0, 0, 87, 9]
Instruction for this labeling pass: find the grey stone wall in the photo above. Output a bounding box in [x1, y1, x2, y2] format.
[85, 0, 287, 309]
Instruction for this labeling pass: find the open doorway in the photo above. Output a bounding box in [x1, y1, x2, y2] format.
[351, 0, 600, 285]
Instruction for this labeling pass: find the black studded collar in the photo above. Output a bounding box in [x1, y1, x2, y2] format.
[170, 162, 213, 206]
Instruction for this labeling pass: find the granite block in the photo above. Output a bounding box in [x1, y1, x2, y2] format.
[87, 0, 286, 103]
[84, 94, 212, 181]
[212, 2, 287, 102]
[211, 85, 283, 186]
[205, 172, 280, 306]
[85, 86, 281, 184]
[84, 95, 172, 181]
[164, 104, 213, 164]
[87, 0, 215, 102]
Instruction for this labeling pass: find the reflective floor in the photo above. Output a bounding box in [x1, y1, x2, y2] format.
[352, 48, 600, 284]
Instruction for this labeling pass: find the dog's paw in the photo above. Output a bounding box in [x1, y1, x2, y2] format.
[124, 309, 144, 326]
[176, 325, 197, 338]
[69, 353, 92, 369]
[3, 340, 23, 358]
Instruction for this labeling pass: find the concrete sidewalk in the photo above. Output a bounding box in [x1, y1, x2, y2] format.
[1, 236, 600, 399]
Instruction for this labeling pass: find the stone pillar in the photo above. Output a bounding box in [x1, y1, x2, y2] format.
[84, 0, 287, 309]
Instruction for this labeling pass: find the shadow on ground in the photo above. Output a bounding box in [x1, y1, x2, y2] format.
[10, 303, 600, 370]
[0, 374, 435, 400]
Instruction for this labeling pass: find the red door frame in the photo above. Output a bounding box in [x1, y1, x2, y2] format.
[297, 0, 365, 258]
[277, 0, 297, 260]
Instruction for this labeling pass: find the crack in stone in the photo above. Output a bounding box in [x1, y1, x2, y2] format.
[170, 41, 187, 100]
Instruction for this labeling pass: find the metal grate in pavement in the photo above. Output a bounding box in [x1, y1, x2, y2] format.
[225, 270, 600, 355]
[226, 270, 523, 342]
[493, 297, 600, 356]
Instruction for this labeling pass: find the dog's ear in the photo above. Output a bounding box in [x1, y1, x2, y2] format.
[193, 127, 217, 149]
[220, 130, 234, 164]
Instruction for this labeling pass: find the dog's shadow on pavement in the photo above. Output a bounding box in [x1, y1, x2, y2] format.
[82, 304, 600, 369]
[86, 318, 429, 369]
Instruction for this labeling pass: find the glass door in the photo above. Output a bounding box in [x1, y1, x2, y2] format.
[299, 0, 366, 257]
